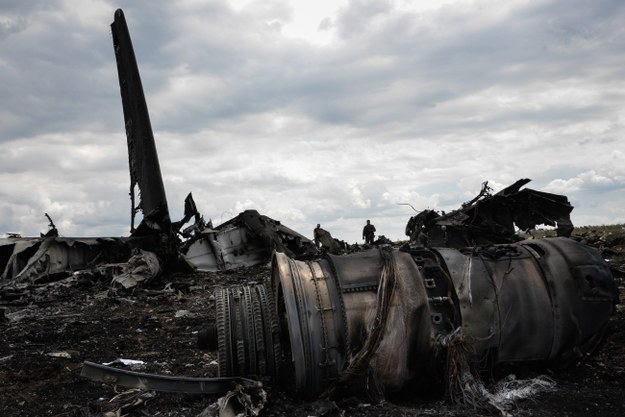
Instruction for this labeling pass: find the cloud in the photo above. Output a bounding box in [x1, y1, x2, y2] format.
[0, 0, 624, 242]
[546, 167, 625, 194]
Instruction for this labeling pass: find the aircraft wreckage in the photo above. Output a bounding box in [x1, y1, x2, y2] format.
[0, 11, 315, 285]
[199, 182, 616, 402]
[1, 8, 618, 413]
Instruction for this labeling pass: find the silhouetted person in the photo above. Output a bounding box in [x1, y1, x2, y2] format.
[362, 219, 376, 245]
[313, 224, 324, 248]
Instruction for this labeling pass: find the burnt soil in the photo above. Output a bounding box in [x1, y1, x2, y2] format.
[1, 233, 624, 417]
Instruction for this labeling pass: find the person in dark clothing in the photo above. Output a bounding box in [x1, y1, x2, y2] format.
[313, 224, 324, 248]
[362, 219, 376, 245]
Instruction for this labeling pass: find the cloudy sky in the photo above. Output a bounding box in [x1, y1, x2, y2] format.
[1, 0, 624, 243]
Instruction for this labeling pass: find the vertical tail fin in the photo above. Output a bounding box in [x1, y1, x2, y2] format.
[111, 9, 171, 235]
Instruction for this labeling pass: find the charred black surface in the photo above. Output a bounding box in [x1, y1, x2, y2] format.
[213, 239, 616, 405]
[1, 9, 624, 416]
[1, 235, 623, 417]
[111, 9, 171, 237]
[406, 179, 574, 249]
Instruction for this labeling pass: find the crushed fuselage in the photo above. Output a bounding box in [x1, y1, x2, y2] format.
[406, 179, 574, 249]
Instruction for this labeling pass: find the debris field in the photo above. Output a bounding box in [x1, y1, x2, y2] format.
[1, 228, 623, 417]
[1, 8, 624, 417]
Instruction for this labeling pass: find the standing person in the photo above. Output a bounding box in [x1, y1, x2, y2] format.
[313, 224, 323, 248]
[362, 219, 376, 245]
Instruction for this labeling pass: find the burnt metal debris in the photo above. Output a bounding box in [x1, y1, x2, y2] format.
[207, 239, 617, 400]
[199, 177, 613, 402]
[0, 8, 619, 413]
[180, 208, 317, 271]
[405, 179, 575, 249]
[314, 225, 345, 254]
[0, 236, 133, 283]
[111, 8, 172, 240]
[0, 9, 314, 284]
[81, 361, 261, 394]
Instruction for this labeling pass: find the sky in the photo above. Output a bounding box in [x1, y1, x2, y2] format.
[1, 0, 624, 243]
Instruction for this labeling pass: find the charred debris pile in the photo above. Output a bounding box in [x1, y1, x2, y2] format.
[1, 9, 622, 417]
[1, 174, 620, 416]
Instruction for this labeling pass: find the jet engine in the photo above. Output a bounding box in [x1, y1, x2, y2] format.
[203, 238, 616, 398]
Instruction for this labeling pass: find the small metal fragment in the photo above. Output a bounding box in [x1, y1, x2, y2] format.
[80, 361, 262, 394]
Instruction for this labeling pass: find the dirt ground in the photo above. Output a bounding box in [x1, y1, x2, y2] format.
[1, 231, 624, 417]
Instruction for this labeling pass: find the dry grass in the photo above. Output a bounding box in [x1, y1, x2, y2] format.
[573, 224, 625, 237]
[519, 223, 625, 241]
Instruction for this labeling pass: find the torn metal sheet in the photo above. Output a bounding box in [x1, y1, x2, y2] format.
[0, 236, 133, 282]
[80, 361, 262, 394]
[110, 12, 315, 273]
[0, 10, 315, 283]
[111, 249, 161, 289]
[180, 209, 317, 272]
[196, 384, 267, 417]
[406, 179, 574, 248]
[208, 238, 616, 399]
[314, 225, 344, 254]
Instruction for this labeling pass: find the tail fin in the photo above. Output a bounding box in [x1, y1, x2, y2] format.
[111, 9, 171, 235]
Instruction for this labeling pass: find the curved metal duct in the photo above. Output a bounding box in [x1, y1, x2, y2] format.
[271, 247, 437, 397]
[435, 237, 615, 366]
[208, 238, 615, 398]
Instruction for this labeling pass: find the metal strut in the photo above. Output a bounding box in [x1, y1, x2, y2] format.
[80, 361, 261, 394]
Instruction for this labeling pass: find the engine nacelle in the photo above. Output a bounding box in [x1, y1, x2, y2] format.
[207, 238, 616, 398]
